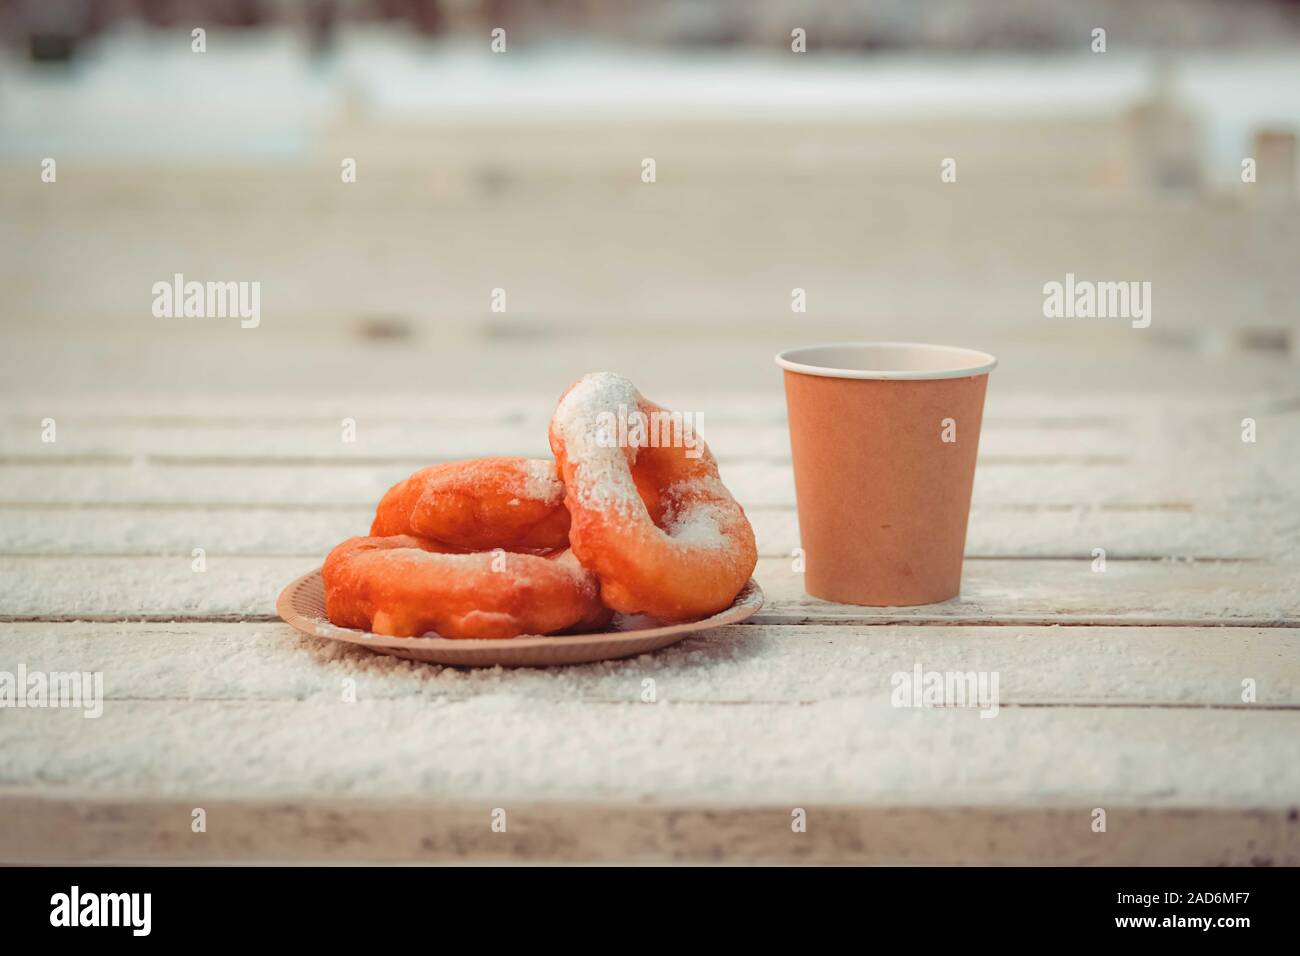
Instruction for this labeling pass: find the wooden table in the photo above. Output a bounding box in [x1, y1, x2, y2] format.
[2, 343, 1298, 864]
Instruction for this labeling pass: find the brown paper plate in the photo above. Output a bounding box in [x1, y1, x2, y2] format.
[276, 569, 764, 667]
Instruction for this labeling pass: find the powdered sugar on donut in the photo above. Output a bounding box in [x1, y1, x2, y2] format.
[664, 503, 728, 550]
[517, 458, 565, 506]
[552, 372, 645, 513]
[661, 479, 736, 551]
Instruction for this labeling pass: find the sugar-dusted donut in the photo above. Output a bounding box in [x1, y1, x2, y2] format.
[548, 372, 758, 620]
[322, 535, 611, 639]
[370, 457, 570, 552]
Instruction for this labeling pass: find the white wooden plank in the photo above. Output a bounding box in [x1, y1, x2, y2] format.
[0, 420, 1143, 461]
[0, 457, 1286, 510]
[2, 794, 1294, 865]
[4, 621, 1297, 707]
[0, 382, 1294, 423]
[0, 393, 787, 423]
[1, 556, 1295, 625]
[753, 560, 1300, 626]
[3, 400, 1294, 469]
[1, 698, 1296, 808]
[0, 502, 1280, 559]
[5, 170, 1300, 346]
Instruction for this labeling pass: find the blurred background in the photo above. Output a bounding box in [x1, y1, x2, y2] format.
[2, 0, 1299, 396]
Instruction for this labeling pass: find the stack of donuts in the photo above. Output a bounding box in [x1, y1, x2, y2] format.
[322, 372, 758, 639]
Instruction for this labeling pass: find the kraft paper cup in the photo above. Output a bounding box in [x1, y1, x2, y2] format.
[776, 342, 997, 606]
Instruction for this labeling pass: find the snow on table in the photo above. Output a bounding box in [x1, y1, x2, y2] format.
[1, 360, 1298, 864]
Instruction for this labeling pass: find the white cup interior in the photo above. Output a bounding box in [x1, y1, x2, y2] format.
[775, 342, 997, 381]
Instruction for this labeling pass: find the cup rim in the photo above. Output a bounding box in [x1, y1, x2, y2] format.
[775, 341, 998, 381]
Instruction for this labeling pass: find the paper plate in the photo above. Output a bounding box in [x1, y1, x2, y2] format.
[276, 569, 764, 667]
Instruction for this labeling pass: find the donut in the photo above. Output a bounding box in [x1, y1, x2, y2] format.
[548, 372, 758, 621]
[322, 534, 611, 639]
[370, 457, 569, 552]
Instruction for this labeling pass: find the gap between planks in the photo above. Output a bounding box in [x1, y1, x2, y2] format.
[18, 695, 1299, 712]
[0, 453, 1133, 467]
[0, 553, 1262, 562]
[0, 501, 1203, 512]
[4, 613, 1297, 627]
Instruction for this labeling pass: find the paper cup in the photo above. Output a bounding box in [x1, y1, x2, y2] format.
[776, 342, 997, 606]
